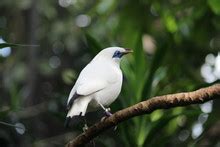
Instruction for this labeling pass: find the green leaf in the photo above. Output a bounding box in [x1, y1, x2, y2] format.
[0, 43, 39, 49]
[208, 0, 220, 15]
[133, 34, 148, 101]
[84, 33, 102, 55]
[0, 43, 16, 49]
[62, 69, 77, 85]
[144, 109, 200, 146]
[163, 12, 178, 33]
[141, 39, 168, 99]
[0, 109, 10, 118]
[10, 84, 21, 110]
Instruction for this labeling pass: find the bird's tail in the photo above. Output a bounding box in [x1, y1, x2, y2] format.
[65, 96, 91, 127]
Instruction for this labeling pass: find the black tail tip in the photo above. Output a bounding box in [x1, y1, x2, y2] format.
[64, 117, 71, 128]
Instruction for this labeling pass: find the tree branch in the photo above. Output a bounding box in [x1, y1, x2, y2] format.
[66, 84, 220, 147]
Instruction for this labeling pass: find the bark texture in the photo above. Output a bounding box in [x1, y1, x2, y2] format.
[66, 84, 220, 147]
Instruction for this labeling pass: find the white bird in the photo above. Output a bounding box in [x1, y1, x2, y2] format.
[65, 47, 132, 128]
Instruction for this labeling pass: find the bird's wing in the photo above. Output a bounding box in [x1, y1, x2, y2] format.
[76, 80, 107, 95]
[66, 92, 81, 110]
[66, 80, 107, 110]
[66, 60, 118, 110]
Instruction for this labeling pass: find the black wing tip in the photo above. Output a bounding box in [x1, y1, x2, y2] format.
[64, 116, 71, 128]
[66, 93, 81, 110]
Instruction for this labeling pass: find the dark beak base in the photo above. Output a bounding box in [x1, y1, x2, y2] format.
[123, 48, 133, 55]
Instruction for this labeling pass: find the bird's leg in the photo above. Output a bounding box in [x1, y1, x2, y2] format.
[82, 116, 88, 132]
[97, 101, 112, 117]
[97, 101, 117, 130]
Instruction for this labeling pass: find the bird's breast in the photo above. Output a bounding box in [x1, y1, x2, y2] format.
[95, 81, 122, 106]
[86, 61, 123, 110]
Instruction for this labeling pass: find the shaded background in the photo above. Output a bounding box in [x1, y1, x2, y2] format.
[0, 0, 220, 146]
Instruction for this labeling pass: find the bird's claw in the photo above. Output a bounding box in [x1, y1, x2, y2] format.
[101, 108, 117, 131]
[104, 108, 112, 117]
[83, 124, 88, 132]
[100, 116, 118, 131]
[105, 110, 112, 117]
[113, 125, 117, 131]
[101, 109, 112, 121]
[101, 116, 106, 122]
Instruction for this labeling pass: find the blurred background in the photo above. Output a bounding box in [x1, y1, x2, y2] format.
[0, 0, 220, 147]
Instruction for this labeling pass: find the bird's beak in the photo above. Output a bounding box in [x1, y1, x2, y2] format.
[123, 48, 133, 55]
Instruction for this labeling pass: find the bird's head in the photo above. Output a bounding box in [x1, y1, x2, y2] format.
[94, 47, 133, 64]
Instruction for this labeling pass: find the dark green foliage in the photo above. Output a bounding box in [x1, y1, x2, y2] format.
[0, 0, 220, 147]
[0, 43, 39, 49]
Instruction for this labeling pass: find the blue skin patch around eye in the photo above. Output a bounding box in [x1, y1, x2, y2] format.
[112, 51, 123, 58]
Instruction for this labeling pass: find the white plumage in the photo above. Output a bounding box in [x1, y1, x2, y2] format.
[65, 47, 132, 127]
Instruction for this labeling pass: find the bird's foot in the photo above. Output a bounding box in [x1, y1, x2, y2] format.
[113, 125, 117, 131]
[83, 124, 88, 132]
[105, 111, 112, 117]
[101, 108, 117, 130]
[101, 108, 112, 122]
[100, 117, 118, 131]
[105, 108, 112, 117]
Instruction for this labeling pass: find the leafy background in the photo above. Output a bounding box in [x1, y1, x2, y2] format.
[0, 0, 220, 147]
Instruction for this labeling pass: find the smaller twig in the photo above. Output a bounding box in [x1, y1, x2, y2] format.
[0, 121, 23, 130]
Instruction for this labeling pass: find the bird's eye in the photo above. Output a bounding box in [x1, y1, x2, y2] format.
[112, 50, 122, 58]
[116, 51, 120, 55]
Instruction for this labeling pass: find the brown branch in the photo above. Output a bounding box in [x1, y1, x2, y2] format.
[66, 84, 220, 147]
